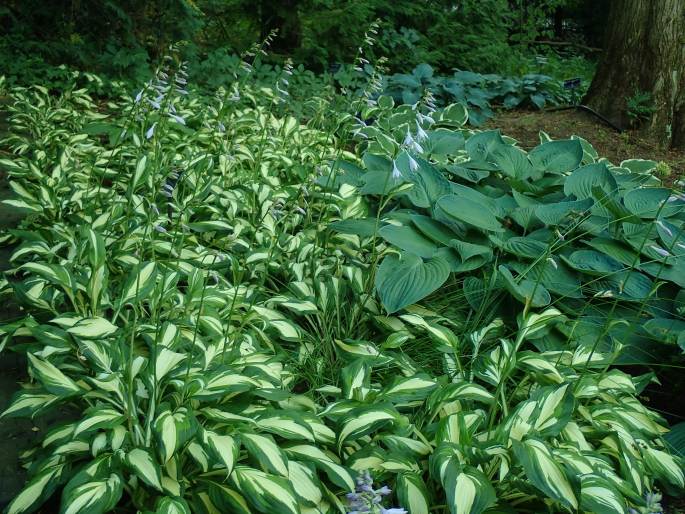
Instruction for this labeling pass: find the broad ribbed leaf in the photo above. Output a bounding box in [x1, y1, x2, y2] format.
[564, 163, 617, 200]
[375, 252, 450, 314]
[436, 195, 504, 232]
[379, 224, 438, 258]
[529, 139, 583, 176]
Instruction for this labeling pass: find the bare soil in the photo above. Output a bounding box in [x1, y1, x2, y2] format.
[485, 108, 685, 184]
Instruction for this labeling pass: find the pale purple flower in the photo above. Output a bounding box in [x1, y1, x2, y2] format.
[168, 113, 186, 125]
[217, 122, 226, 133]
[134, 90, 143, 103]
[153, 224, 167, 233]
[391, 160, 402, 180]
[651, 245, 671, 258]
[415, 121, 428, 142]
[403, 129, 413, 147]
[411, 140, 424, 154]
[145, 123, 156, 140]
[656, 219, 673, 237]
[408, 155, 419, 172]
[147, 98, 161, 110]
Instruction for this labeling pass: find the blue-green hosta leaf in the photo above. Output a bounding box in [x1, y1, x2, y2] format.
[465, 130, 506, 162]
[643, 318, 685, 345]
[337, 405, 398, 449]
[563, 163, 617, 200]
[379, 224, 438, 258]
[329, 218, 378, 237]
[396, 472, 430, 514]
[529, 139, 583, 177]
[579, 474, 626, 514]
[436, 194, 504, 232]
[534, 198, 592, 225]
[60, 474, 123, 514]
[561, 250, 623, 276]
[427, 129, 465, 157]
[27, 353, 81, 397]
[375, 252, 450, 314]
[491, 144, 534, 180]
[443, 465, 496, 514]
[498, 265, 550, 307]
[664, 422, 685, 459]
[397, 154, 452, 206]
[410, 214, 462, 245]
[6, 464, 66, 514]
[495, 236, 548, 259]
[624, 187, 679, 218]
[66, 317, 118, 339]
[513, 438, 578, 510]
[620, 158, 657, 173]
[241, 433, 289, 476]
[154, 497, 191, 514]
[126, 448, 163, 491]
[230, 466, 300, 514]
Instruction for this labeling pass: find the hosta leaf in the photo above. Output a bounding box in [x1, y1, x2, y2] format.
[74, 407, 125, 436]
[529, 139, 583, 176]
[443, 465, 496, 514]
[410, 214, 461, 245]
[118, 261, 157, 307]
[378, 374, 437, 402]
[126, 448, 163, 491]
[1, 390, 60, 418]
[66, 317, 118, 339]
[283, 444, 354, 491]
[534, 198, 592, 225]
[624, 187, 677, 218]
[27, 353, 81, 397]
[436, 194, 504, 232]
[203, 430, 239, 475]
[563, 163, 617, 200]
[287, 461, 323, 507]
[154, 497, 192, 514]
[579, 474, 626, 514]
[561, 250, 623, 276]
[207, 483, 252, 514]
[337, 405, 397, 449]
[379, 224, 438, 258]
[60, 474, 123, 514]
[241, 433, 289, 476]
[231, 466, 300, 514]
[375, 252, 450, 314]
[643, 447, 685, 488]
[396, 472, 430, 514]
[6, 465, 65, 514]
[329, 218, 378, 237]
[499, 265, 550, 307]
[513, 438, 578, 510]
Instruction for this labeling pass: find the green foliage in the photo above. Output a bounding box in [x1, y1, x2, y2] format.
[0, 41, 681, 514]
[627, 89, 657, 126]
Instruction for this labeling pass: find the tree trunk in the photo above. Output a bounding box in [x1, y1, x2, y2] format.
[583, 0, 685, 149]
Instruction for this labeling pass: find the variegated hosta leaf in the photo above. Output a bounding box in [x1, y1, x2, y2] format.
[396, 472, 430, 514]
[337, 404, 399, 449]
[6, 464, 65, 514]
[579, 474, 627, 514]
[230, 466, 301, 514]
[241, 432, 289, 476]
[443, 465, 496, 514]
[154, 407, 197, 463]
[60, 473, 123, 514]
[27, 353, 81, 397]
[283, 444, 355, 492]
[154, 496, 192, 514]
[66, 317, 118, 339]
[512, 438, 578, 510]
[201, 429, 239, 475]
[126, 448, 163, 491]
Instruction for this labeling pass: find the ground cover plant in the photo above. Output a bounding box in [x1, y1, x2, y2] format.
[0, 43, 684, 514]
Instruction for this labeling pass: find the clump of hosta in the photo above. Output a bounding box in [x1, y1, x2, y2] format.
[346, 471, 406, 514]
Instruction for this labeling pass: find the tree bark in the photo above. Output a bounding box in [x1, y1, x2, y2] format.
[583, 0, 685, 149]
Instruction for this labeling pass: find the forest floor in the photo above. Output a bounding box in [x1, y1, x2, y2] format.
[486, 108, 685, 186]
